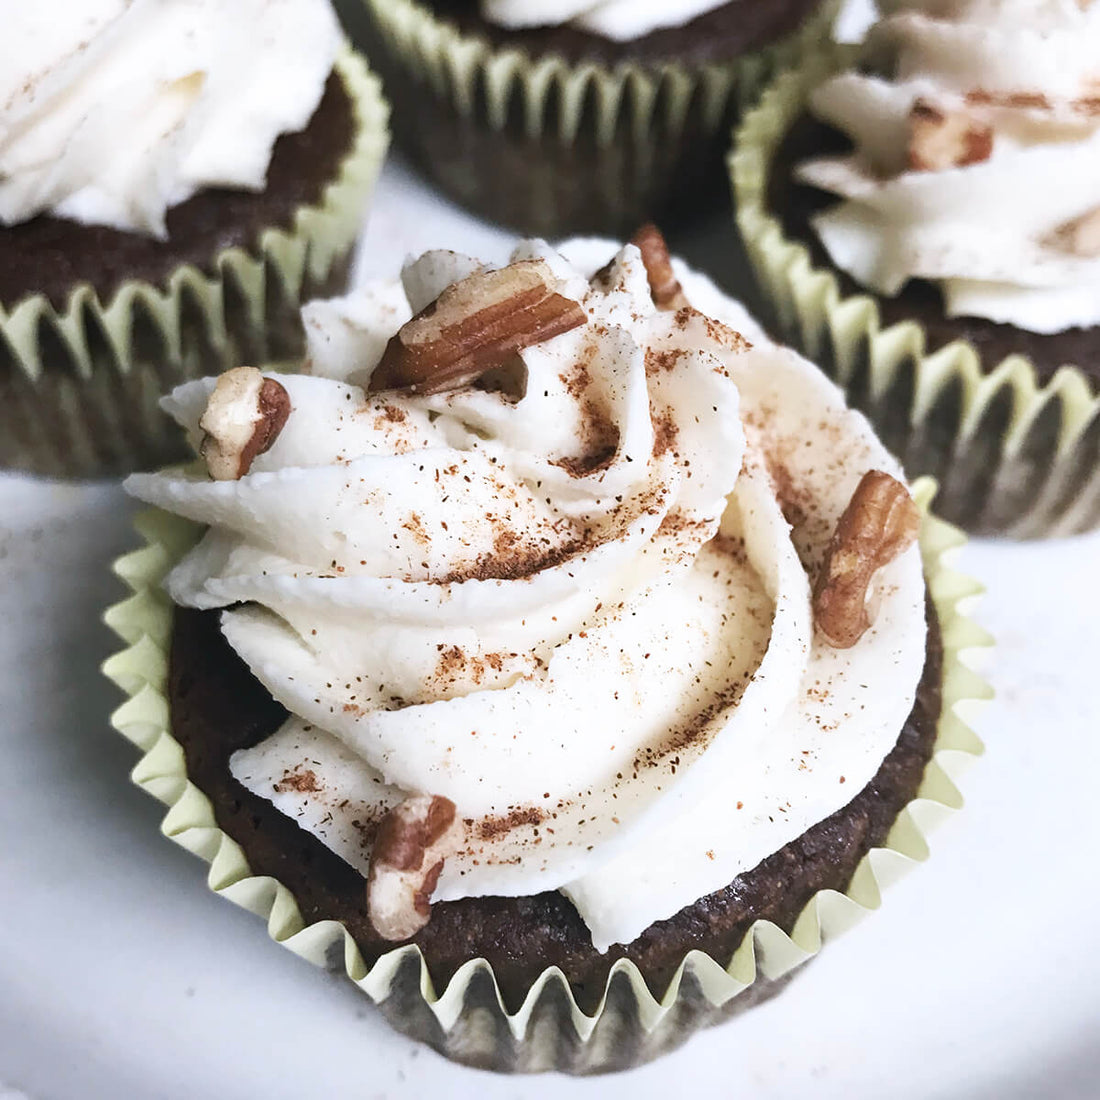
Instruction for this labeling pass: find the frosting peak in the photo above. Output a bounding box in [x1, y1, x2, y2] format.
[0, 1, 340, 237]
[798, 0, 1100, 332]
[479, 0, 729, 41]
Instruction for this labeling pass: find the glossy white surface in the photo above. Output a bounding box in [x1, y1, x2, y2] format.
[1, 158, 1098, 1099]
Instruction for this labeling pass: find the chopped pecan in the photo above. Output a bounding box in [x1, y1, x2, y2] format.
[964, 89, 1051, 112]
[366, 794, 459, 941]
[1047, 206, 1100, 257]
[813, 470, 920, 649]
[369, 260, 586, 395]
[199, 367, 291, 480]
[908, 99, 993, 172]
[631, 224, 689, 310]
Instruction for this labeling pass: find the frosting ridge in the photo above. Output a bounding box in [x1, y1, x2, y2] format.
[797, 0, 1100, 333]
[0, 1, 341, 236]
[479, 0, 729, 41]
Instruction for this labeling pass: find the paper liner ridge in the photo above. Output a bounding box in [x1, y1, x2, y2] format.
[364, 0, 842, 144]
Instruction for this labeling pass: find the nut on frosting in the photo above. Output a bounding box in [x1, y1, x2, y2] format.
[813, 470, 920, 649]
[907, 99, 993, 172]
[369, 260, 587, 395]
[367, 795, 460, 941]
[630, 224, 690, 311]
[199, 367, 291, 481]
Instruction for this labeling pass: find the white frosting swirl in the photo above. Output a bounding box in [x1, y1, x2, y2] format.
[479, 0, 727, 40]
[0, 1, 340, 237]
[835, 0, 880, 42]
[125, 240, 927, 952]
[797, 0, 1100, 333]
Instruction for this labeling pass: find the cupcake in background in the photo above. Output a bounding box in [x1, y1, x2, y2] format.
[732, 0, 1100, 537]
[339, 0, 841, 238]
[0, 0, 389, 478]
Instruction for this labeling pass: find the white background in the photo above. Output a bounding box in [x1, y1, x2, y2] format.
[1, 159, 1098, 1099]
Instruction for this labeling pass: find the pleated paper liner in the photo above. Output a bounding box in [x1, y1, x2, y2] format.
[345, 0, 841, 238]
[730, 54, 1100, 539]
[102, 480, 989, 1075]
[0, 47, 389, 481]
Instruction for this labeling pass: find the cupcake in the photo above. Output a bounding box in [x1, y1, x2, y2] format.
[731, 1, 1100, 537]
[1, 1, 389, 479]
[107, 229, 987, 1073]
[340, 0, 841, 237]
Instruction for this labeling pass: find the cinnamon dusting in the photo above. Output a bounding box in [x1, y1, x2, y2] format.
[274, 767, 322, 794]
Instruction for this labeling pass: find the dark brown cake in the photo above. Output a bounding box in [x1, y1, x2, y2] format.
[340, 0, 823, 236]
[768, 114, 1100, 388]
[0, 71, 356, 311]
[168, 595, 943, 1016]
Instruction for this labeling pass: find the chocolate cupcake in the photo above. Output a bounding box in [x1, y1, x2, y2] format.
[338, 0, 839, 237]
[1, 1, 389, 478]
[107, 232, 988, 1073]
[731, 4, 1100, 537]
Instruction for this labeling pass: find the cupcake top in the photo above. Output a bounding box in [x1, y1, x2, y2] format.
[126, 234, 926, 952]
[0, 0, 341, 238]
[480, 0, 729, 40]
[797, 0, 1100, 333]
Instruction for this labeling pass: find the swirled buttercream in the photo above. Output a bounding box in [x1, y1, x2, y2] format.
[479, 0, 728, 40]
[0, 0, 340, 236]
[126, 238, 927, 951]
[798, 0, 1100, 332]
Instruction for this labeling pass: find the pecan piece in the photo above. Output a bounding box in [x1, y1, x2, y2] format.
[366, 794, 460, 941]
[631, 223, 689, 311]
[199, 367, 291, 480]
[813, 470, 920, 649]
[908, 98, 993, 172]
[369, 260, 586, 395]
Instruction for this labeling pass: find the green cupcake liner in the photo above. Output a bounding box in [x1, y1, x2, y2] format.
[346, 0, 840, 237]
[102, 480, 989, 1074]
[0, 47, 389, 480]
[730, 54, 1100, 539]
